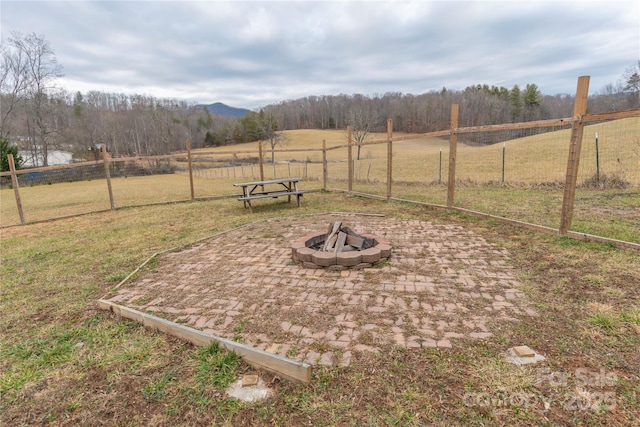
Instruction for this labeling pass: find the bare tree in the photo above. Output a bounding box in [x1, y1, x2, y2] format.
[9, 32, 63, 166]
[257, 110, 285, 164]
[1, 37, 31, 138]
[348, 106, 374, 160]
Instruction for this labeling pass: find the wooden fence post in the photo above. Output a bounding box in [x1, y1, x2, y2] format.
[258, 140, 264, 182]
[559, 76, 590, 235]
[447, 104, 459, 208]
[7, 154, 26, 224]
[387, 119, 393, 201]
[186, 140, 194, 200]
[439, 148, 442, 184]
[322, 140, 327, 190]
[347, 126, 353, 194]
[102, 145, 115, 210]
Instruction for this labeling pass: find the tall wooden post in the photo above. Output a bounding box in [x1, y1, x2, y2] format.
[438, 148, 442, 184]
[559, 76, 590, 235]
[7, 154, 26, 224]
[386, 119, 393, 201]
[347, 126, 353, 194]
[258, 140, 264, 182]
[501, 142, 506, 184]
[186, 140, 194, 200]
[322, 139, 327, 190]
[446, 104, 459, 208]
[102, 144, 115, 210]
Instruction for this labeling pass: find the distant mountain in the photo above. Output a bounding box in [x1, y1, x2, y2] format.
[201, 102, 252, 118]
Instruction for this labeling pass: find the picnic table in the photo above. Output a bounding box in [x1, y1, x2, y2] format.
[234, 177, 306, 213]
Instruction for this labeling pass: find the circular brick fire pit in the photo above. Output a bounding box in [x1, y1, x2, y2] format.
[291, 222, 392, 270]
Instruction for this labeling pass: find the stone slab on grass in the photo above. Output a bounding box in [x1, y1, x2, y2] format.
[227, 377, 271, 402]
[506, 346, 546, 365]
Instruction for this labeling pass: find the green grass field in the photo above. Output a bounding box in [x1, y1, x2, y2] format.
[1, 193, 639, 426]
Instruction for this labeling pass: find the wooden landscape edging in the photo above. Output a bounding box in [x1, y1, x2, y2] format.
[563, 230, 640, 251]
[97, 299, 312, 384]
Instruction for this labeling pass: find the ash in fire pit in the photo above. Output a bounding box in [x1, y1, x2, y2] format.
[292, 221, 392, 270]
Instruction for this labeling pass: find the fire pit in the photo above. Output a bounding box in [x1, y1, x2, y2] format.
[291, 221, 392, 269]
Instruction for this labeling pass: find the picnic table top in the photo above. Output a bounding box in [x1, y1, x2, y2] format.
[233, 177, 303, 187]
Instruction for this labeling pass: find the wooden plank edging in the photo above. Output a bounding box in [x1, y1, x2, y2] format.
[113, 253, 158, 290]
[97, 299, 312, 384]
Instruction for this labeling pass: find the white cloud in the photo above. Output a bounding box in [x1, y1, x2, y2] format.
[1, 0, 638, 109]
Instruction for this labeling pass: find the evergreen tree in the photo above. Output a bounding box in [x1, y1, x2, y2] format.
[509, 85, 522, 122]
[523, 83, 542, 120]
[239, 112, 263, 142]
[623, 61, 640, 108]
[524, 83, 541, 107]
[1, 137, 23, 172]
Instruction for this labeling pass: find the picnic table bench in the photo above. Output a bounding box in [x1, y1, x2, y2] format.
[234, 177, 306, 213]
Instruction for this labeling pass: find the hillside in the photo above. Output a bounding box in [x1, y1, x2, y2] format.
[201, 102, 251, 118]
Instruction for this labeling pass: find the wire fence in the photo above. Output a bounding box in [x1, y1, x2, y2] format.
[2, 106, 638, 247]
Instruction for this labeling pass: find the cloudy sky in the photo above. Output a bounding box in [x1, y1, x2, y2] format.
[1, 1, 638, 110]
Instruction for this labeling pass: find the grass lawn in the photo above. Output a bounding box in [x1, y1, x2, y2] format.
[1, 192, 639, 426]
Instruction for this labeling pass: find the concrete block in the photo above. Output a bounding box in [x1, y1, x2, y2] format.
[376, 243, 392, 258]
[312, 251, 337, 266]
[296, 247, 316, 262]
[359, 247, 381, 264]
[337, 251, 362, 266]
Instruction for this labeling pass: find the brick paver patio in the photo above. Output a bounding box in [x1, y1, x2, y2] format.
[104, 213, 537, 367]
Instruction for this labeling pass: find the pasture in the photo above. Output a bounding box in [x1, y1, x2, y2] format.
[1, 191, 639, 426]
[194, 117, 639, 186]
[2, 118, 639, 242]
[1, 118, 639, 425]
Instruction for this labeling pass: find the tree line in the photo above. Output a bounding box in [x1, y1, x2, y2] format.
[261, 77, 638, 135]
[2, 32, 638, 170]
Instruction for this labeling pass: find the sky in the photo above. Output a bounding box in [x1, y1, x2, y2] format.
[1, 1, 639, 110]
